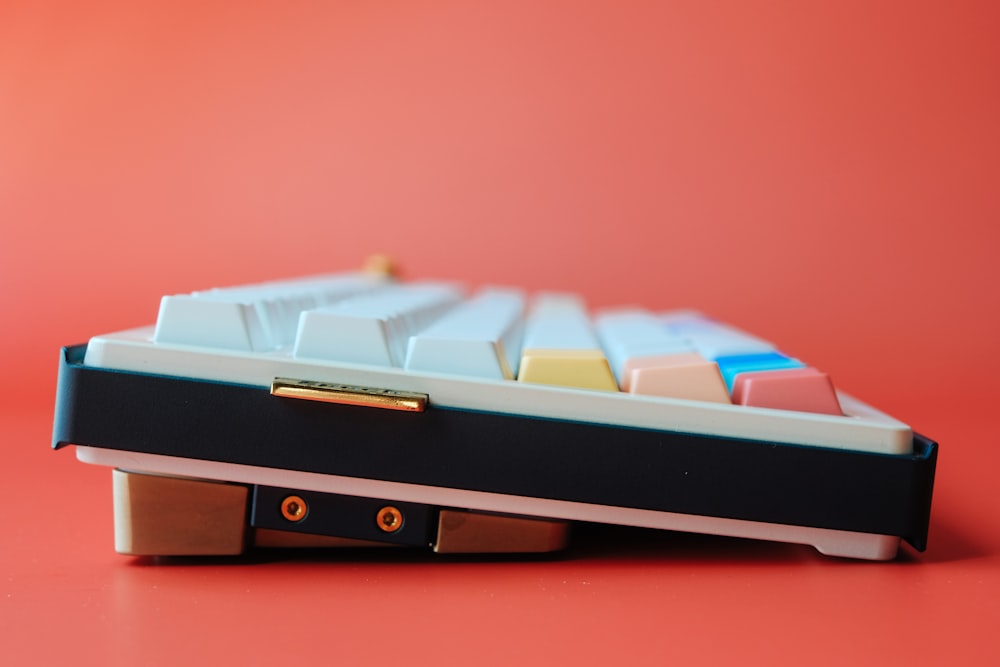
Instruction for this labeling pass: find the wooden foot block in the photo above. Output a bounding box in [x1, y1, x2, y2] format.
[433, 509, 570, 554]
[252, 528, 400, 549]
[113, 469, 249, 556]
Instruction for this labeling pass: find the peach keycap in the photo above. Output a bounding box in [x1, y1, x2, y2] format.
[731, 367, 843, 415]
[626, 352, 731, 404]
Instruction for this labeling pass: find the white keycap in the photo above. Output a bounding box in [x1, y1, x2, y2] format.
[594, 309, 730, 400]
[153, 273, 382, 351]
[293, 283, 463, 366]
[517, 295, 618, 391]
[404, 289, 526, 380]
[153, 295, 270, 352]
[662, 311, 775, 359]
[195, 274, 381, 348]
[522, 294, 599, 350]
[595, 309, 693, 384]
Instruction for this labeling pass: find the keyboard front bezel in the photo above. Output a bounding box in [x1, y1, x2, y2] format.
[54, 344, 937, 551]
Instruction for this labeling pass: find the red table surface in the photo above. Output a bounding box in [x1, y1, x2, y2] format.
[2, 2, 998, 664]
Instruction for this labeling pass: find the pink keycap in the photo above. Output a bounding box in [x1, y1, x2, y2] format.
[731, 367, 843, 415]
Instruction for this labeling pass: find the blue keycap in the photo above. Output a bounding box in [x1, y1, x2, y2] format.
[714, 352, 805, 392]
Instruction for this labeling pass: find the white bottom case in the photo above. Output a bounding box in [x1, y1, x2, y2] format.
[78, 446, 901, 560]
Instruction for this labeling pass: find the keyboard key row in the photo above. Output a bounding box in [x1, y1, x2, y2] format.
[151, 279, 842, 415]
[153, 272, 386, 351]
[293, 283, 463, 367]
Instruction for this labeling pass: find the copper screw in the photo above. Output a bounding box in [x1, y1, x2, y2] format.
[281, 495, 308, 522]
[376, 506, 403, 533]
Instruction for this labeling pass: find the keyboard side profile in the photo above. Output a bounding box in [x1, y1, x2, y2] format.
[51, 270, 938, 561]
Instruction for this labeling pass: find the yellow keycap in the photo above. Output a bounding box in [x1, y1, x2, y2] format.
[518, 348, 619, 391]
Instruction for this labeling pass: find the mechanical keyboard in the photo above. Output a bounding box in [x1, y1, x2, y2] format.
[51, 263, 938, 560]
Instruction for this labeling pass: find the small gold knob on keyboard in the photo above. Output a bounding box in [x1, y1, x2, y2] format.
[364, 254, 398, 278]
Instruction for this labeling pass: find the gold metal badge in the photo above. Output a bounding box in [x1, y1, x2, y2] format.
[270, 378, 427, 412]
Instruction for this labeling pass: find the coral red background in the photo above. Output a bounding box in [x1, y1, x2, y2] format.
[2, 2, 998, 664]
